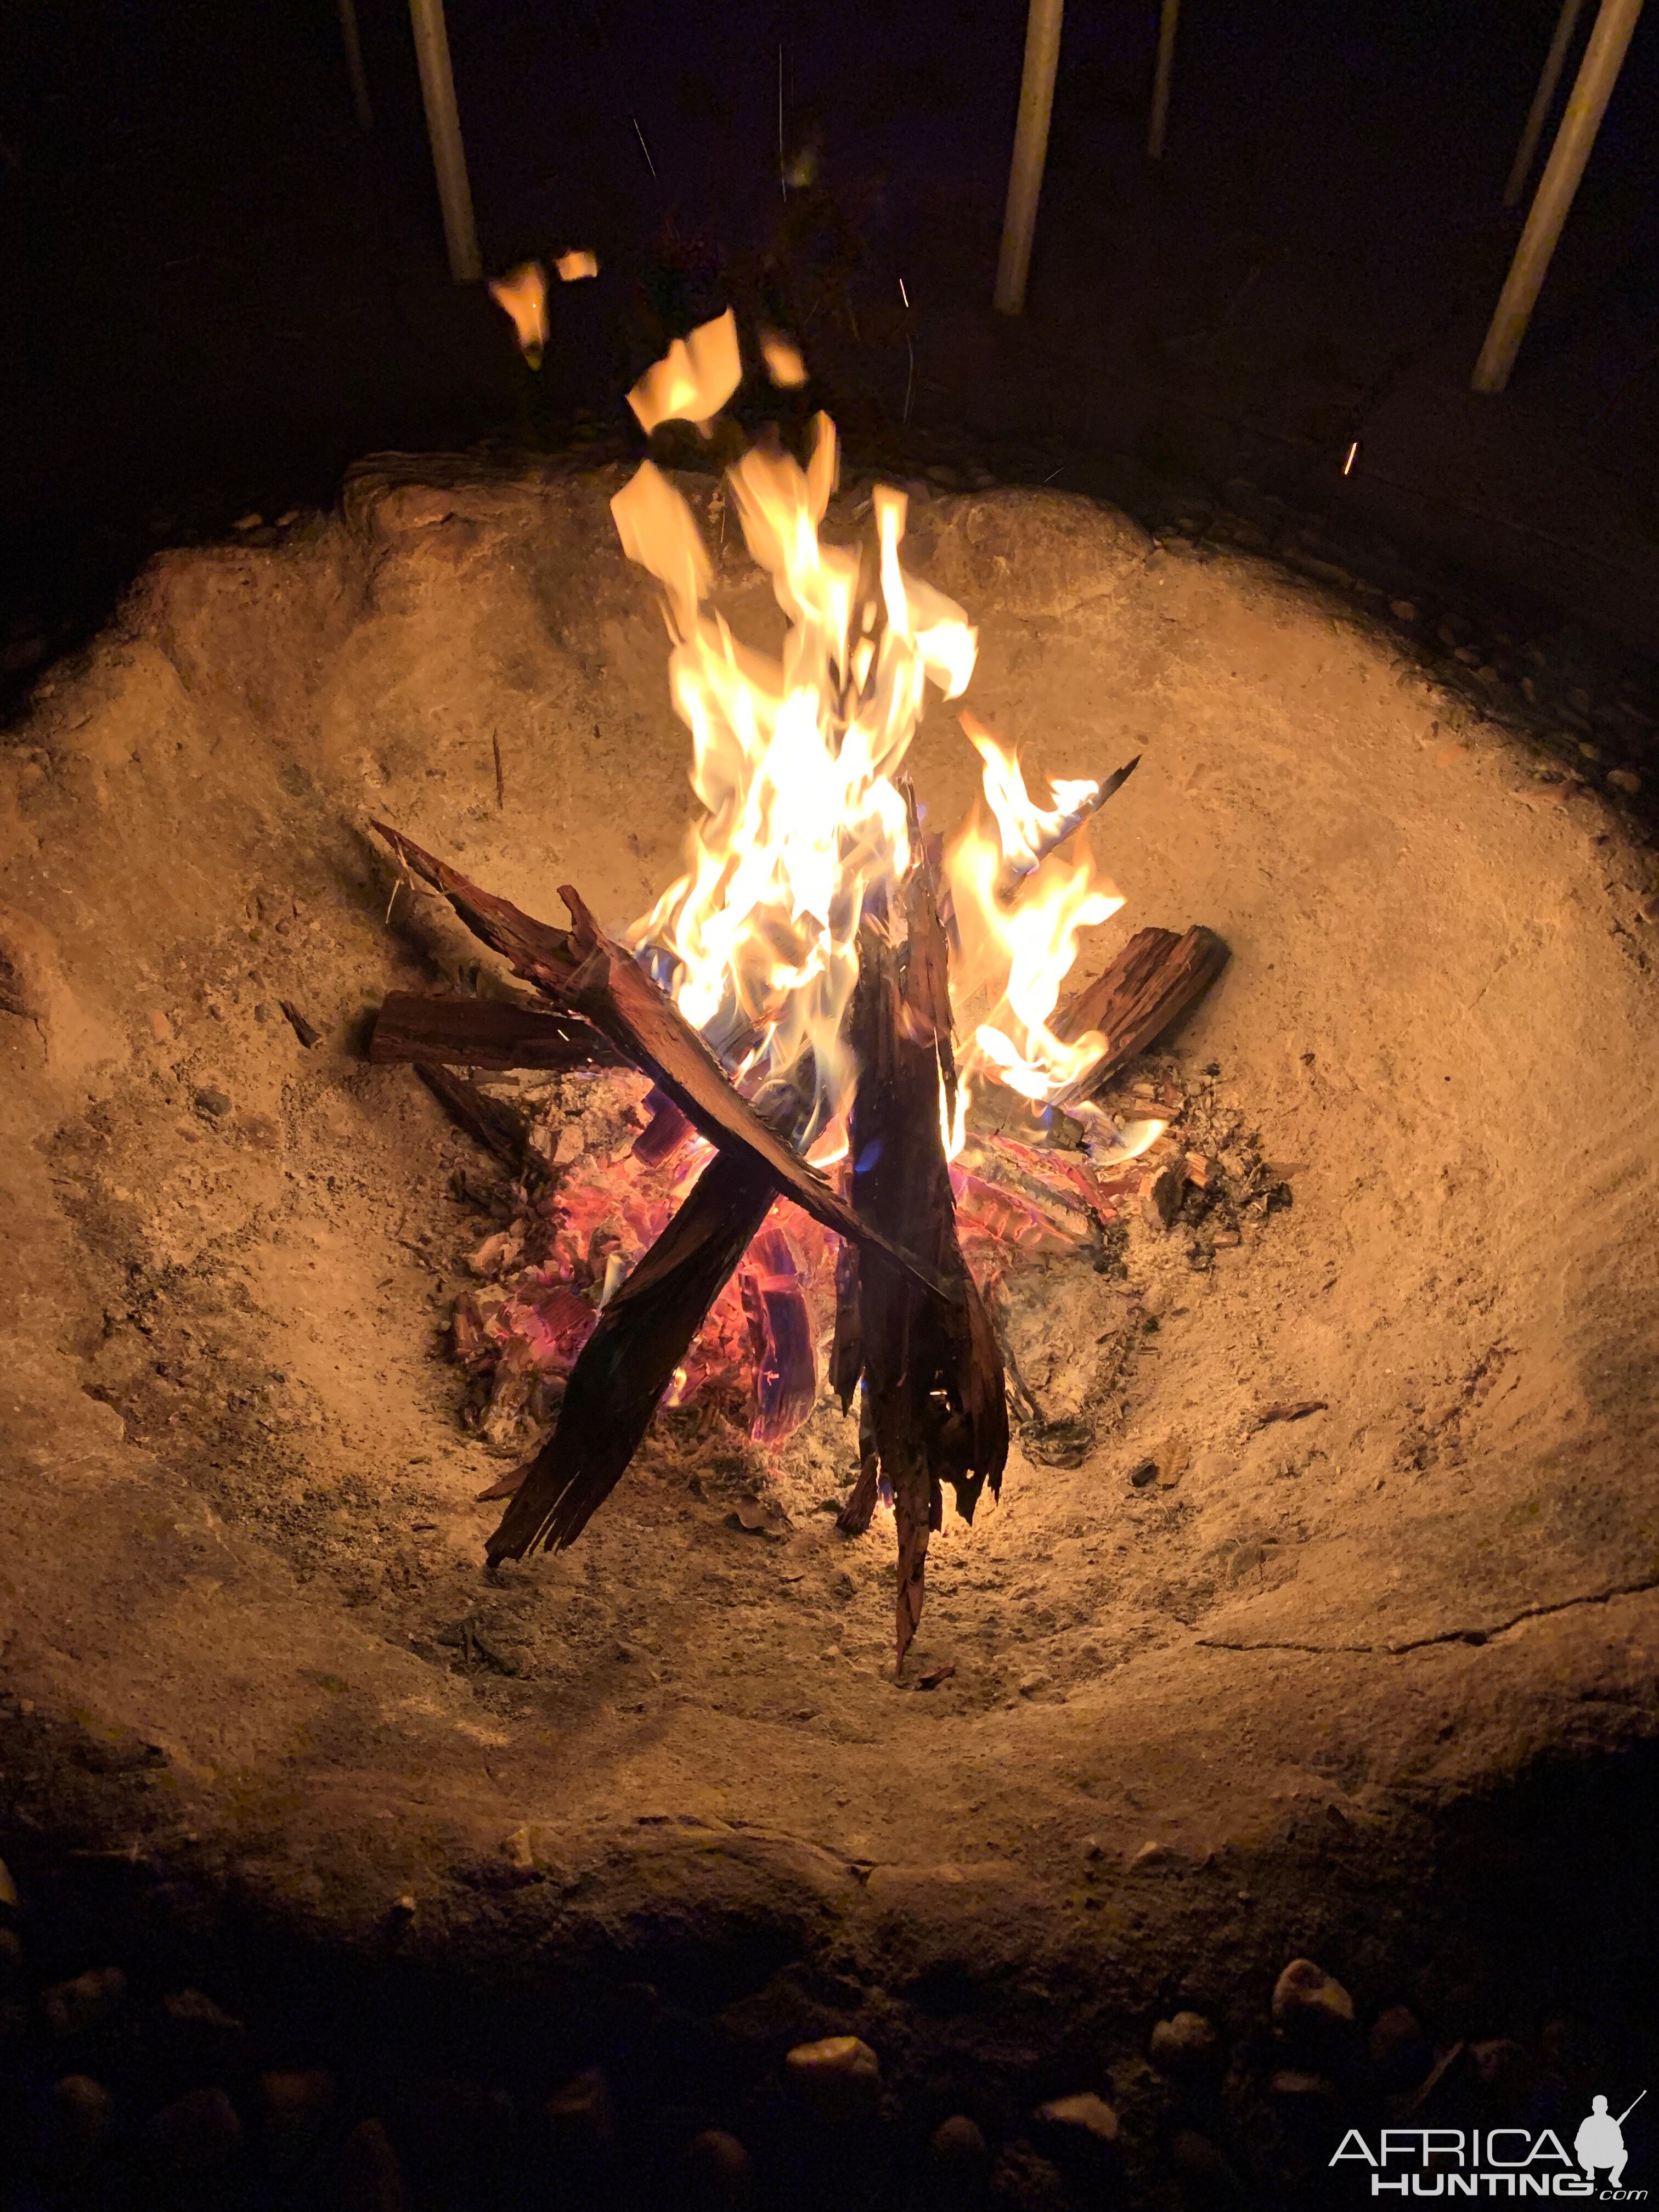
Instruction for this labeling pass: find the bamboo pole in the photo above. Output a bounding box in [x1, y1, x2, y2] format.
[337, 0, 374, 132]
[1472, 0, 1644, 393]
[994, 0, 1064, 317]
[1504, 0, 1585, 205]
[1148, 0, 1181, 160]
[408, 0, 481, 283]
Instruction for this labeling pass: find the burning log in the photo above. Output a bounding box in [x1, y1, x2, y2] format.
[837, 845, 1009, 1668]
[1056, 924, 1231, 1096]
[369, 822, 951, 1302]
[484, 1072, 811, 1562]
[369, 990, 617, 1072]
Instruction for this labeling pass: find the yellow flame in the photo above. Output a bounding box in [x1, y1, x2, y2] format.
[489, 262, 548, 366]
[611, 333, 1120, 1129]
[628, 308, 742, 433]
[960, 711, 1098, 874]
[555, 249, 599, 281]
[761, 331, 808, 387]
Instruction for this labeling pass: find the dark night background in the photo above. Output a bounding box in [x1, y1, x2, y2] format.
[2, 0, 1658, 694]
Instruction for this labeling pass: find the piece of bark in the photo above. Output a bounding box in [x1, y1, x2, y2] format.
[1054, 924, 1230, 1094]
[369, 991, 616, 1071]
[836, 1392, 882, 1537]
[845, 905, 1008, 1669]
[413, 1063, 541, 1178]
[370, 824, 949, 1304]
[486, 1076, 810, 1562]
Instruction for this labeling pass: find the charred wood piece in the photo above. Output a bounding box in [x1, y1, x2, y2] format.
[414, 1063, 543, 1181]
[369, 991, 617, 1072]
[1055, 925, 1230, 1095]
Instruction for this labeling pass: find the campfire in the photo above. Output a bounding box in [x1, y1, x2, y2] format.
[368, 318, 1228, 1667]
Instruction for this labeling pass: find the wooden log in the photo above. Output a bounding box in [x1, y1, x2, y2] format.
[370, 823, 952, 1302]
[485, 1075, 809, 1562]
[370, 990, 617, 1071]
[1054, 924, 1229, 1094]
[845, 889, 1008, 1669]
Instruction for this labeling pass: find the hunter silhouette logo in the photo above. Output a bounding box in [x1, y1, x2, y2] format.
[1332, 2089, 1647, 2196]
[1577, 2094, 1645, 2193]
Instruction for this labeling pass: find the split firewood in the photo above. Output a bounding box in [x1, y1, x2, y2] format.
[840, 870, 1009, 1668]
[1055, 924, 1229, 1095]
[370, 823, 950, 1302]
[369, 990, 617, 1071]
[484, 1073, 811, 1562]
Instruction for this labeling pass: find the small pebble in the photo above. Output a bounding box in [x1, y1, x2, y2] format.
[150, 2084, 242, 2172]
[545, 2065, 615, 2160]
[1032, 2092, 1120, 2169]
[258, 2068, 337, 2169]
[43, 1966, 127, 2037]
[1170, 2127, 1244, 2193]
[43, 2074, 115, 2182]
[1639, 892, 1659, 925]
[1368, 2002, 1429, 2090]
[147, 1008, 173, 1041]
[1469, 2037, 1538, 2101]
[232, 512, 263, 532]
[1389, 600, 1418, 623]
[194, 1085, 232, 1118]
[1127, 1458, 1159, 1488]
[925, 2113, 991, 2206]
[1272, 1957, 1355, 2040]
[341, 2117, 411, 2212]
[687, 2127, 754, 2209]
[1017, 1671, 1049, 1697]
[785, 2034, 882, 2126]
[1607, 766, 1641, 794]
[1270, 2068, 1339, 2099]
[162, 1987, 244, 2034]
[1148, 2010, 1220, 2080]
[1130, 1839, 1169, 1866]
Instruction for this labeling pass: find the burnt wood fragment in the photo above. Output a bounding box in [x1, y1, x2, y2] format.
[1055, 924, 1230, 1093]
[370, 991, 617, 1071]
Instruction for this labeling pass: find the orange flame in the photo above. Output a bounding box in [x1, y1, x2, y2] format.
[611, 329, 1120, 1139]
[489, 262, 548, 366]
[627, 308, 742, 433]
[555, 249, 599, 281]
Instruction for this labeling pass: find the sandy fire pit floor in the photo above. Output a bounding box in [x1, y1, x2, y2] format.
[2, 459, 1657, 2086]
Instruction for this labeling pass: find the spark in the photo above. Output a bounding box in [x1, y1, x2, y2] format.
[1342, 440, 1358, 477]
[631, 115, 657, 178]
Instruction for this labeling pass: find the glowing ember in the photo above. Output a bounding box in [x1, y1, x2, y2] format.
[489, 261, 548, 366]
[760, 330, 809, 387]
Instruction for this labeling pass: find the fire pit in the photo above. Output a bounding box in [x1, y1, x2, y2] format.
[3, 384, 1657, 2142]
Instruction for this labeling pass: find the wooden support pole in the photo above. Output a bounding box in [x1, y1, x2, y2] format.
[1473, 0, 1644, 393]
[1148, 0, 1181, 161]
[994, 0, 1064, 317]
[1504, 0, 1585, 206]
[337, 0, 374, 132]
[408, 0, 481, 282]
